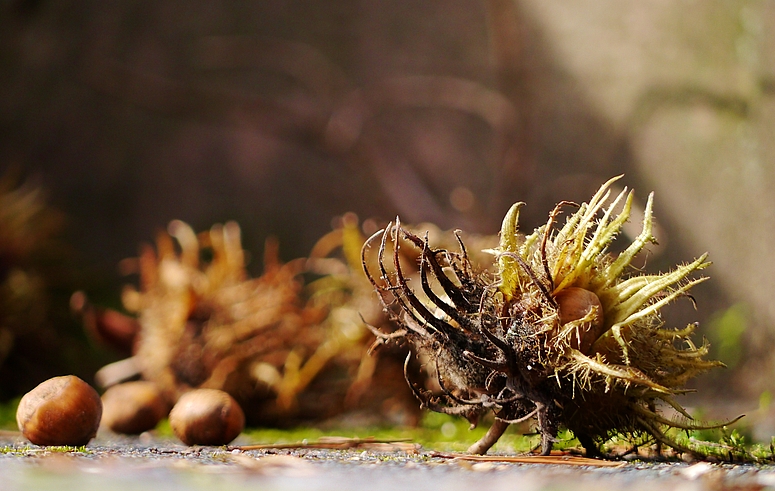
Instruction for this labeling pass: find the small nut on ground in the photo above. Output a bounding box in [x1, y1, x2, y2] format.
[169, 388, 245, 446]
[101, 381, 168, 434]
[16, 375, 103, 446]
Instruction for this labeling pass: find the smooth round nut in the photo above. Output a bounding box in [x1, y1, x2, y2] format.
[169, 389, 244, 446]
[101, 381, 168, 435]
[555, 287, 605, 353]
[16, 375, 103, 446]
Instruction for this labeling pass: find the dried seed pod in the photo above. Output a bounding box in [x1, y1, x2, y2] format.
[0, 173, 92, 406]
[90, 218, 419, 428]
[101, 381, 168, 435]
[16, 375, 102, 446]
[364, 176, 731, 458]
[169, 388, 244, 446]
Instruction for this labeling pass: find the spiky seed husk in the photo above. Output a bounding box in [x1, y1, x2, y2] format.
[363, 176, 730, 457]
[97, 217, 417, 427]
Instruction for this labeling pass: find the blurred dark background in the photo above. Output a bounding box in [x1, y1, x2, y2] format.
[1, 0, 774, 435]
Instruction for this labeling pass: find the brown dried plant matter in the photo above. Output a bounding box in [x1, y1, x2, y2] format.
[96, 217, 416, 427]
[0, 171, 91, 400]
[0, 174, 57, 370]
[363, 176, 733, 458]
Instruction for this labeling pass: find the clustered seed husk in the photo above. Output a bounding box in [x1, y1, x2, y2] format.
[363, 176, 730, 457]
[91, 216, 417, 427]
[0, 175, 57, 369]
[0, 171, 85, 399]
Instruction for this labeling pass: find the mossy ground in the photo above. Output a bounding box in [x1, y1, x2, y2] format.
[233, 412, 551, 454]
[0, 398, 769, 462]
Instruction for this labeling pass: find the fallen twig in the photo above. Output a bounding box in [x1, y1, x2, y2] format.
[429, 451, 627, 467]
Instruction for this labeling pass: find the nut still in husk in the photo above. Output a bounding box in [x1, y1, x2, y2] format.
[16, 375, 103, 446]
[363, 176, 736, 458]
[169, 388, 245, 446]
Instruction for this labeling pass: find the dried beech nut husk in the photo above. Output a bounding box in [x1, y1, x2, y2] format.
[169, 389, 244, 446]
[101, 381, 168, 435]
[16, 375, 103, 446]
[554, 287, 605, 353]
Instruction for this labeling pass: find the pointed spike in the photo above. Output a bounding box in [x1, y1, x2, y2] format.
[401, 230, 466, 315]
[391, 221, 457, 337]
[498, 202, 525, 300]
[417, 233, 472, 311]
[361, 228, 387, 291]
[418, 252, 461, 321]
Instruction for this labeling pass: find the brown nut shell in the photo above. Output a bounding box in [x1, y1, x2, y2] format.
[169, 388, 244, 446]
[101, 381, 168, 435]
[16, 375, 103, 446]
[555, 287, 605, 353]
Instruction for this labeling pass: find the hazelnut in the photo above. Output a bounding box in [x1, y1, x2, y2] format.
[554, 287, 605, 353]
[101, 381, 168, 435]
[16, 375, 103, 446]
[169, 388, 244, 446]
